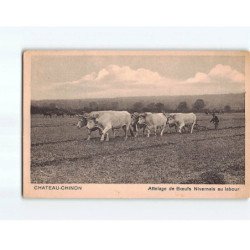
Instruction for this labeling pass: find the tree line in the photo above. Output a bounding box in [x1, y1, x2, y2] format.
[31, 98, 243, 115]
[130, 99, 239, 113]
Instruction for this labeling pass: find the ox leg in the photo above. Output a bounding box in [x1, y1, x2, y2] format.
[160, 124, 166, 136]
[154, 126, 157, 136]
[112, 129, 116, 138]
[101, 125, 112, 142]
[125, 124, 131, 140]
[174, 124, 178, 133]
[190, 122, 195, 134]
[146, 127, 150, 137]
[86, 130, 91, 140]
[134, 124, 138, 137]
[122, 125, 129, 141]
[129, 125, 135, 137]
[178, 123, 184, 133]
[105, 132, 110, 141]
[135, 124, 138, 137]
[122, 125, 126, 134]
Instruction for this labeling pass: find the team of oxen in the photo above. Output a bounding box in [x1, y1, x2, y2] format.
[76, 111, 197, 141]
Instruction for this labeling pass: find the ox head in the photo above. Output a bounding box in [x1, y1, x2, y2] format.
[166, 114, 176, 125]
[138, 113, 147, 125]
[131, 112, 139, 125]
[86, 113, 100, 130]
[76, 113, 89, 128]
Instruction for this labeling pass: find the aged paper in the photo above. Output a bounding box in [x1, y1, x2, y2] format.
[23, 50, 249, 198]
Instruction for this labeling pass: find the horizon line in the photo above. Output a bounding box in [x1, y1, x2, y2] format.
[31, 92, 245, 102]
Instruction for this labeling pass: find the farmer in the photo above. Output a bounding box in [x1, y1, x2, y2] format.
[210, 113, 219, 130]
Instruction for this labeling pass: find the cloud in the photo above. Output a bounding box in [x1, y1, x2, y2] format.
[38, 64, 245, 99]
[186, 72, 211, 83]
[185, 64, 244, 84]
[54, 65, 178, 98]
[209, 64, 244, 82]
[72, 65, 166, 87]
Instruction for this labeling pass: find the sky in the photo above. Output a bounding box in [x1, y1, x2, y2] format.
[31, 54, 245, 100]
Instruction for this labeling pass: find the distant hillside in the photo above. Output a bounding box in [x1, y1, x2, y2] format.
[31, 93, 245, 112]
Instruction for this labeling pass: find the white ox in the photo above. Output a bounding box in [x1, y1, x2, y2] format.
[86, 111, 134, 141]
[137, 112, 167, 137]
[166, 113, 196, 133]
[77, 111, 118, 140]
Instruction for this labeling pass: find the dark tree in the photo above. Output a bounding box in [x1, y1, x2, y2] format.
[155, 102, 165, 112]
[133, 102, 144, 112]
[146, 103, 156, 112]
[89, 101, 99, 111]
[193, 99, 205, 112]
[177, 101, 188, 112]
[224, 105, 231, 112]
[111, 102, 119, 110]
[164, 104, 171, 112]
[49, 103, 56, 109]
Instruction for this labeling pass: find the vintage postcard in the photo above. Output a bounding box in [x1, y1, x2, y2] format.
[23, 50, 249, 198]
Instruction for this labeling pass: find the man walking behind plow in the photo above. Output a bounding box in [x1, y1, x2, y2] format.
[210, 113, 219, 130]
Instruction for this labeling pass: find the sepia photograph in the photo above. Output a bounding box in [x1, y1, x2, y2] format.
[23, 50, 249, 198]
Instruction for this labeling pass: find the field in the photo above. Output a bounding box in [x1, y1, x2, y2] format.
[30, 113, 245, 184]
